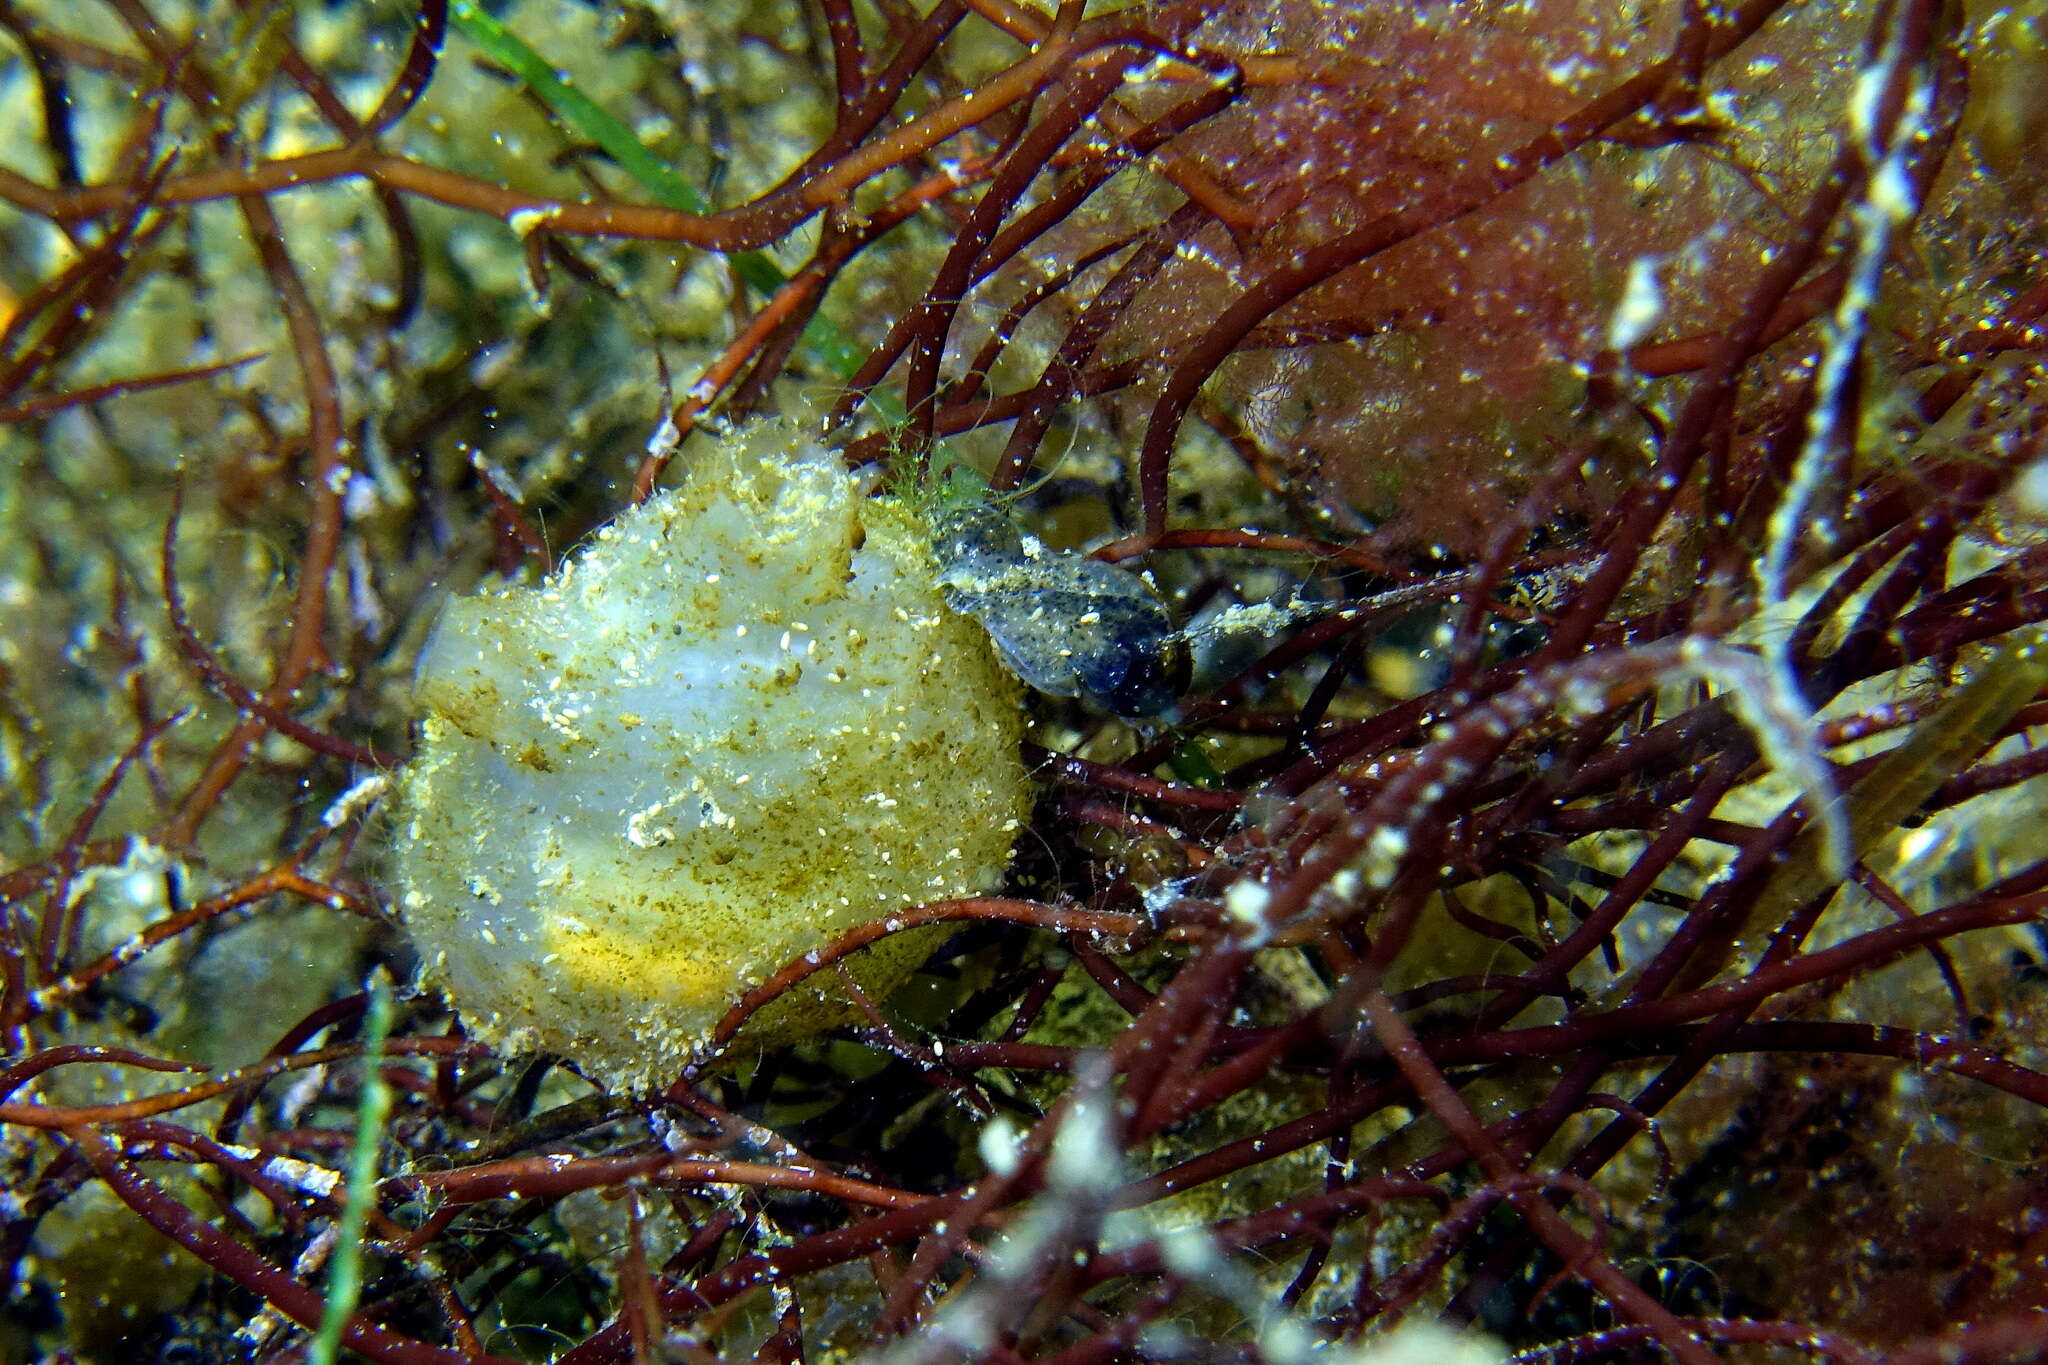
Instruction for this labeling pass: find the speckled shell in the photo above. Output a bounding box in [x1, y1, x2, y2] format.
[930, 503, 1183, 716]
[391, 421, 1030, 1090]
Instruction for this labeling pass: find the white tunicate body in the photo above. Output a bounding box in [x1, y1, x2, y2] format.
[392, 421, 1030, 1090]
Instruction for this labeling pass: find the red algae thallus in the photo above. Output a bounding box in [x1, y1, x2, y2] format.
[392, 420, 1030, 1090]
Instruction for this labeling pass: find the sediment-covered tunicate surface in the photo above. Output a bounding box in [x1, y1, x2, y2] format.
[391, 420, 1030, 1090]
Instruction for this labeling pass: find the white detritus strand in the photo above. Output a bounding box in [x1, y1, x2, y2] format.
[1755, 28, 1929, 876]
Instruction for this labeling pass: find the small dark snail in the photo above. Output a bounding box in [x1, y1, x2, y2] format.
[930, 502, 1188, 718]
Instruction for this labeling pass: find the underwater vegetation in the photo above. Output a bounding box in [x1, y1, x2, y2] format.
[1, 0, 2048, 1361]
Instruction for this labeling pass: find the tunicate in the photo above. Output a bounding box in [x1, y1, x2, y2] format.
[391, 420, 1031, 1090]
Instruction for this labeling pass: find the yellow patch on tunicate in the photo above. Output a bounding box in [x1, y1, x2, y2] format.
[391, 419, 1030, 1090]
[542, 916, 730, 1007]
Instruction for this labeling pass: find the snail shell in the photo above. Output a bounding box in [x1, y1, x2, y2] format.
[931, 503, 1184, 717]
